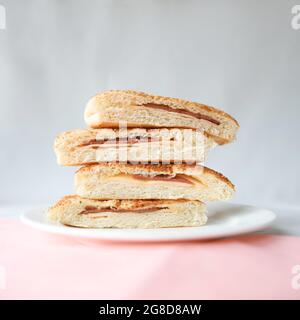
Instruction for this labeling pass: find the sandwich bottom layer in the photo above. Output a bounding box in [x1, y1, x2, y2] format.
[47, 195, 207, 229]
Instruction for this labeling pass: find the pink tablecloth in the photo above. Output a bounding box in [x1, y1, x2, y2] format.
[0, 219, 299, 299]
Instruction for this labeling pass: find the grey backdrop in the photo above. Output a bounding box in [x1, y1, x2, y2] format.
[0, 0, 299, 208]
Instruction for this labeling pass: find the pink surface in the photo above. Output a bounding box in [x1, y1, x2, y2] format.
[0, 219, 300, 300]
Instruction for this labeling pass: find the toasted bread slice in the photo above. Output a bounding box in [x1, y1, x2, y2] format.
[84, 90, 239, 144]
[47, 195, 207, 229]
[54, 128, 216, 166]
[75, 163, 234, 201]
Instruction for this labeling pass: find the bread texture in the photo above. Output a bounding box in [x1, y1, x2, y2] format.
[75, 163, 234, 201]
[47, 195, 207, 228]
[54, 128, 216, 166]
[84, 90, 239, 144]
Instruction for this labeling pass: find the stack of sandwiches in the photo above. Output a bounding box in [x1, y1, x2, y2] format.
[48, 90, 239, 228]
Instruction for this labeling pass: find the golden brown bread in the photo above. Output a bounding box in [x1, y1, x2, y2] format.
[84, 90, 239, 144]
[47, 195, 207, 229]
[75, 163, 235, 201]
[54, 128, 216, 166]
[77, 162, 234, 189]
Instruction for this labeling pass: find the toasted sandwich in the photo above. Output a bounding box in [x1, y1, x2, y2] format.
[47, 195, 207, 229]
[54, 128, 216, 166]
[84, 90, 239, 145]
[75, 163, 234, 201]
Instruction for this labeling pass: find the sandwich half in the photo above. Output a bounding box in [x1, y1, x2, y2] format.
[47, 195, 207, 228]
[75, 163, 235, 201]
[84, 90, 239, 145]
[54, 128, 216, 166]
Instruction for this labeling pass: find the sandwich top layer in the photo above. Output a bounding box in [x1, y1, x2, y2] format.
[84, 90, 239, 144]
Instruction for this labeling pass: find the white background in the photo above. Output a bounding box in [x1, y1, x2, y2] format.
[0, 0, 299, 210]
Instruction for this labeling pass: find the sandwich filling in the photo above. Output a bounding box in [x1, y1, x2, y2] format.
[141, 103, 221, 125]
[98, 173, 204, 186]
[132, 173, 195, 185]
[79, 136, 162, 147]
[80, 205, 168, 215]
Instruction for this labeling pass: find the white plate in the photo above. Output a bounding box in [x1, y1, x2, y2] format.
[20, 203, 276, 242]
